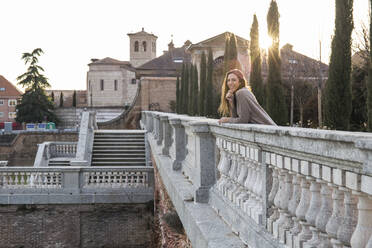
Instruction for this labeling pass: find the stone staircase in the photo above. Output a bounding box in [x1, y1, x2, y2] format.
[54, 108, 124, 129]
[91, 130, 146, 166]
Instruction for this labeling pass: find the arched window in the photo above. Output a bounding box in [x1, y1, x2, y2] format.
[143, 41, 147, 52]
[134, 41, 139, 52]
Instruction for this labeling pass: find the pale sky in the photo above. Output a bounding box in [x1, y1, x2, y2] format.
[0, 0, 369, 91]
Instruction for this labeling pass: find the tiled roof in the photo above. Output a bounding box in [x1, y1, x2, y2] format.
[89, 57, 131, 66]
[0, 75, 22, 97]
[137, 47, 191, 71]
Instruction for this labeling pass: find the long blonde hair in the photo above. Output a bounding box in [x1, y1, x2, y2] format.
[218, 69, 250, 116]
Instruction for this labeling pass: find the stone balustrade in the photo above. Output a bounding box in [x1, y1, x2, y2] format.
[49, 142, 77, 158]
[34, 111, 97, 167]
[0, 166, 154, 204]
[142, 111, 372, 248]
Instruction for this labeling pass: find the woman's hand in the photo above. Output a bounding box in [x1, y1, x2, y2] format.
[226, 90, 234, 105]
[218, 117, 230, 124]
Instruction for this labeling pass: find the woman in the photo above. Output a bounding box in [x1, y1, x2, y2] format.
[218, 69, 276, 125]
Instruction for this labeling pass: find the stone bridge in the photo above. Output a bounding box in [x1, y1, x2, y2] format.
[1, 110, 372, 247]
[142, 111, 372, 248]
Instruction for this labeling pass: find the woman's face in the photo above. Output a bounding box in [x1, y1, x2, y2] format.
[227, 73, 240, 92]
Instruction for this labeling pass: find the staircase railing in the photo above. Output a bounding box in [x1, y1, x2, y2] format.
[33, 111, 97, 167]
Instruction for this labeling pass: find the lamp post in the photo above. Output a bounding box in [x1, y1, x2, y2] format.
[289, 59, 298, 126]
[318, 41, 323, 128]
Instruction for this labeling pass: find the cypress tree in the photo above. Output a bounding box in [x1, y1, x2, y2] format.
[228, 33, 242, 70]
[184, 63, 189, 114]
[223, 34, 230, 75]
[180, 63, 185, 114]
[250, 14, 265, 106]
[205, 48, 214, 116]
[266, 0, 288, 125]
[176, 76, 180, 113]
[59, 92, 64, 107]
[368, 0, 372, 131]
[72, 90, 77, 107]
[324, 0, 353, 130]
[51, 91, 55, 102]
[189, 64, 195, 115]
[199, 51, 207, 116]
[193, 65, 199, 115]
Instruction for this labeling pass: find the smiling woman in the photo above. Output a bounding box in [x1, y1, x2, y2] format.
[218, 69, 276, 125]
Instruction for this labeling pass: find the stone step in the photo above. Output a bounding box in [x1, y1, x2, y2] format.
[95, 130, 146, 134]
[92, 148, 145, 152]
[48, 161, 70, 166]
[93, 138, 144, 142]
[92, 153, 145, 157]
[91, 161, 146, 166]
[93, 142, 145, 146]
[92, 158, 145, 162]
[94, 134, 145, 139]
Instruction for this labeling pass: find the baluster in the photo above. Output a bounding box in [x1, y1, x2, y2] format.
[325, 186, 344, 245]
[217, 145, 231, 193]
[9, 172, 15, 186]
[275, 169, 293, 241]
[223, 153, 237, 198]
[350, 193, 372, 248]
[123, 172, 128, 186]
[298, 178, 321, 247]
[304, 180, 333, 248]
[334, 188, 358, 246]
[25, 172, 31, 186]
[286, 173, 303, 247]
[118, 171, 124, 187]
[232, 156, 248, 205]
[267, 154, 281, 234]
[293, 177, 312, 248]
[20, 172, 25, 186]
[226, 153, 240, 201]
[272, 165, 286, 238]
[267, 165, 279, 233]
[243, 159, 258, 216]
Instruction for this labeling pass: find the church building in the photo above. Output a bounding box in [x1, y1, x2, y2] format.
[86, 28, 157, 107]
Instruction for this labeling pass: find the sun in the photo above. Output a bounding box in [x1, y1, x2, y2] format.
[260, 33, 273, 50]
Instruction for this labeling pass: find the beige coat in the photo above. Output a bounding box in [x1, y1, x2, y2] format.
[228, 87, 277, 126]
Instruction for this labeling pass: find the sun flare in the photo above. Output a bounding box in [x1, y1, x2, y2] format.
[260, 33, 272, 50]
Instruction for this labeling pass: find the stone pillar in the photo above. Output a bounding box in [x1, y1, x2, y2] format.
[190, 122, 215, 203]
[155, 114, 163, 146]
[169, 118, 186, 171]
[160, 116, 172, 156]
[147, 112, 154, 133]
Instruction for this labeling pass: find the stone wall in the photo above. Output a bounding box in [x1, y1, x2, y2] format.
[0, 203, 153, 248]
[0, 132, 78, 166]
[87, 64, 138, 107]
[140, 77, 176, 113]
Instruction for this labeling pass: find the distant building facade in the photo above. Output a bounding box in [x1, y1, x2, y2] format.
[0, 75, 22, 123]
[86, 28, 157, 107]
[187, 32, 250, 84]
[136, 41, 191, 112]
[262, 44, 328, 87]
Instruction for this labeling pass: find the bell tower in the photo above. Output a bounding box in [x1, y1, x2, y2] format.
[127, 28, 157, 67]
